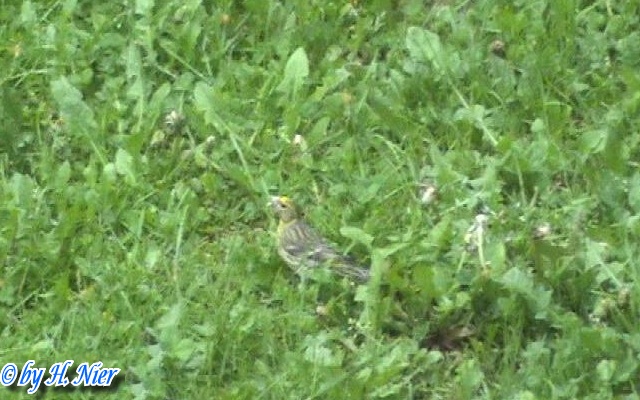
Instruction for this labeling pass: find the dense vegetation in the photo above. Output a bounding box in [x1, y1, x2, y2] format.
[2, 1, 640, 398]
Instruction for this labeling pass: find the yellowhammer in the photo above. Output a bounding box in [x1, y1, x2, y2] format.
[270, 196, 370, 283]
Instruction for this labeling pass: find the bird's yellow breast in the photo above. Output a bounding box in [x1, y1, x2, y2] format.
[277, 219, 296, 241]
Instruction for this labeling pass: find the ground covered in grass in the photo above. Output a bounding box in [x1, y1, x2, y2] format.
[2, 0, 640, 398]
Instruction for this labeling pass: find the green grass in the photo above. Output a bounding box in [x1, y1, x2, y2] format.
[2, 0, 640, 398]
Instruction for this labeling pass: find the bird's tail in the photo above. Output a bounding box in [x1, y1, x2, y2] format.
[335, 262, 370, 283]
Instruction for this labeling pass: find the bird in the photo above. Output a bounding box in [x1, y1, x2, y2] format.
[270, 195, 370, 283]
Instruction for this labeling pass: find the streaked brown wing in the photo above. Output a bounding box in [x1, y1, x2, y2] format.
[281, 220, 370, 282]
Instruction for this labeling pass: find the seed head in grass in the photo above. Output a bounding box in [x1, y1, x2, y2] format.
[270, 196, 370, 283]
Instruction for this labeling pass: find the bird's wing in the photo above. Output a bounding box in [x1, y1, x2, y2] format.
[282, 220, 370, 282]
[306, 241, 343, 264]
[305, 238, 370, 282]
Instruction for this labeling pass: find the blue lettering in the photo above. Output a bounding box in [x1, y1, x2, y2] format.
[71, 362, 120, 386]
[71, 362, 92, 386]
[97, 367, 120, 385]
[17, 360, 46, 394]
[90, 362, 103, 385]
[44, 360, 72, 386]
[16, 360, 33, 385]
[0, 363, 18, 386]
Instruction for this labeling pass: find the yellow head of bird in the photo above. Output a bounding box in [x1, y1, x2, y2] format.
[271, 196, 299, 222]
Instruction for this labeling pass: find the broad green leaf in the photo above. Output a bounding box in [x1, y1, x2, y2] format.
[579, 129, 607, 154]
[194, 82, 227, 132]
[456, 359, 484, 397]
[427, 216, 453, 248]
[406, 27, 444, 70]
[629, 172, 640, 212]
[486, 241, 506, 272]
[340, 226, 374, 249]
[50, 77, 97, 135]
[412, 265, 436, 297]
[156, 302, 184, 330]
[173, 338, 201, 365]
[55, 161, 71, 187]
[20, 1, 37, 25]
[303, 334, 343, 367]
[454, 104, 487, 124]
[530, 118, 545, 134]
[115, 148, 136, 184]
[276, 47, 309, 95]
[596, 359, 616, 382]
[102, 163, 117, 183]
[513, 391, 537, 400]
[135, 0, 154, 15]
[30, 339, 55, 352]
[149, 83, 171, 114]
[62, 0, 77, 15]
[357, 182, 382, 203]
[125, 44, 144, 99]
[9, 173, 35, 206]
[372, 242, 410, 260]
[500, 267, 533, 294]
